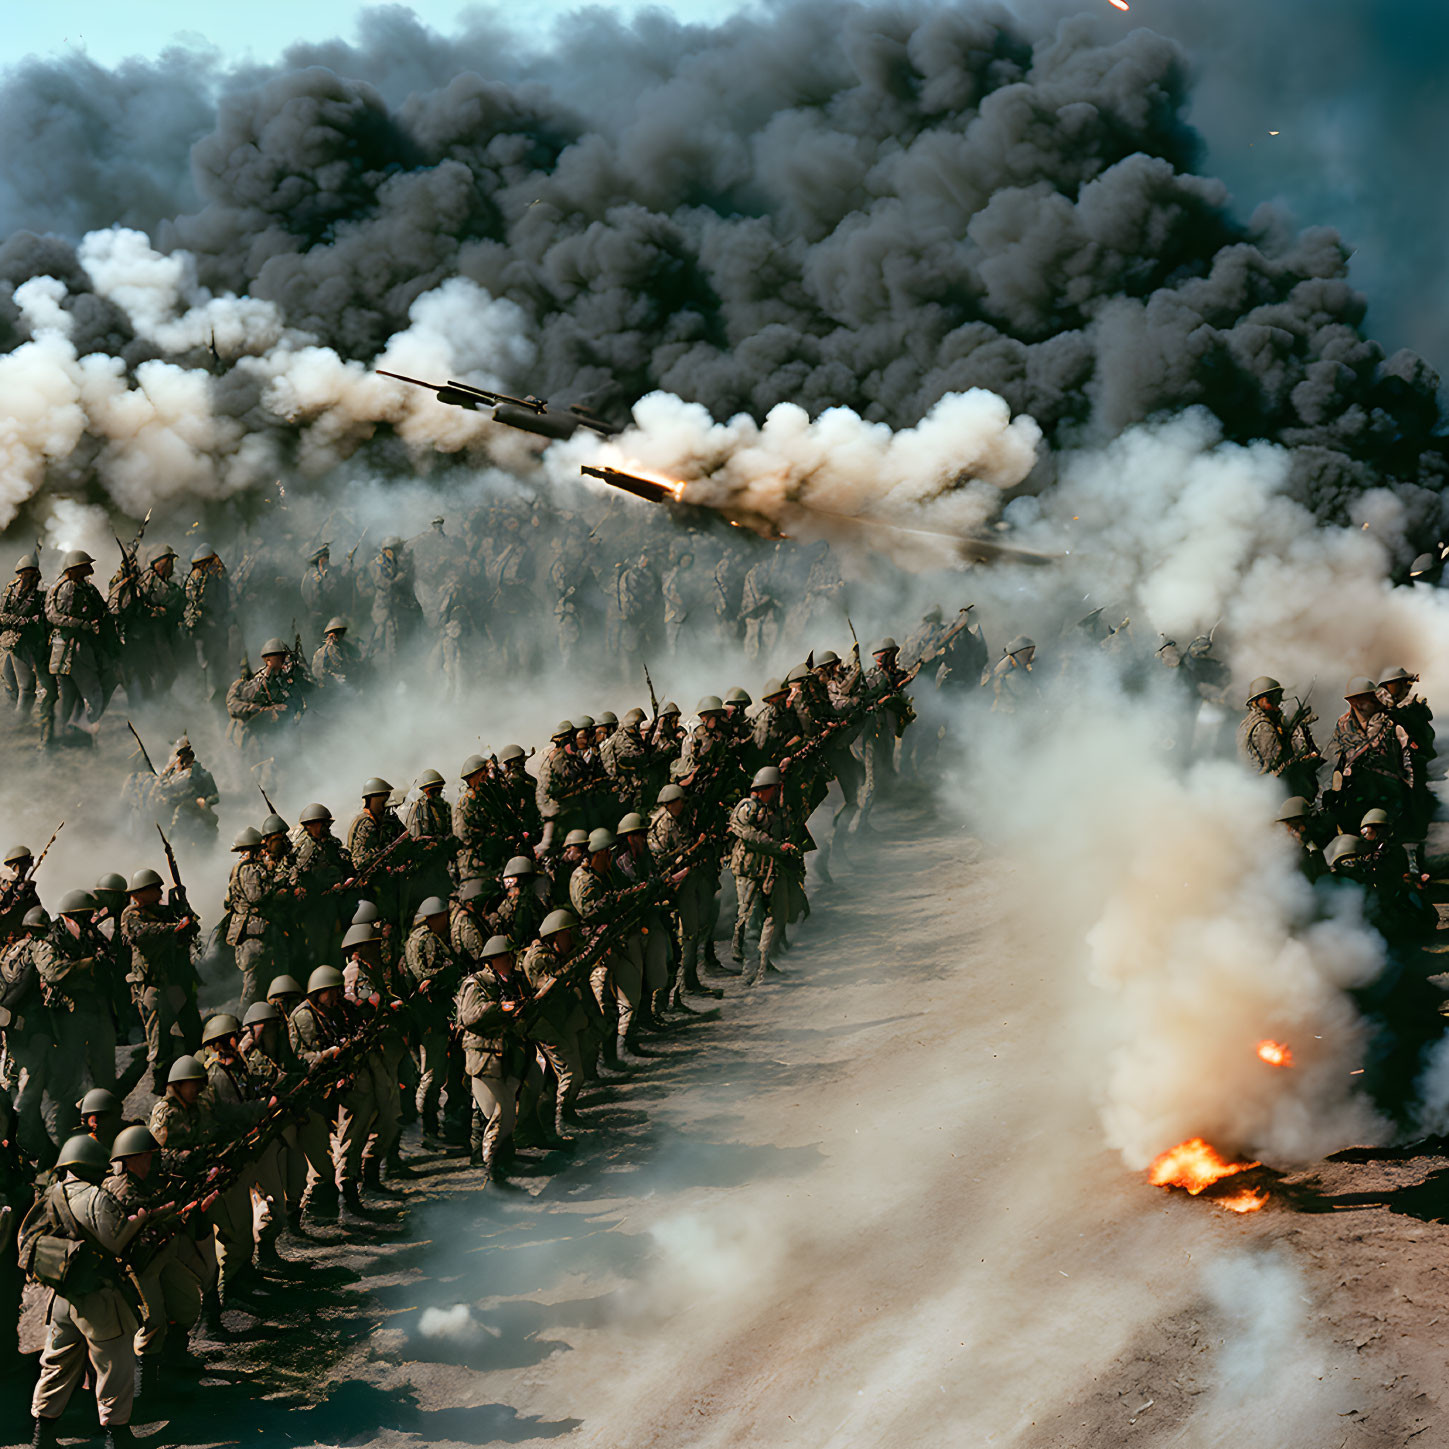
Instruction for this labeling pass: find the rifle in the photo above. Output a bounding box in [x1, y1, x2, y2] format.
[0, 821, 63, 911]
[334, 828, 413, 894]
[258, 782, 279, 817]
[345, 528, 368, 572]
[154, 824, 195, 924]
[126, 720, 158, 777]
[847, 615, 861, 665]
[643, 661, 660, 721]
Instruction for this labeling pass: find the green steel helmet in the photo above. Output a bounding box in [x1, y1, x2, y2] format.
[267, 974, 303, 999]
[55, 1133, 110, 1177]
[587, 827, 616, 853]
[127, 868, 163, 893]
[563, 829, 590, 848]
[597, 711, 618, 727]
[617, 813, 646, 835]
[1245, 676, 1283, 705]
[78, 1088, 120, 1117]
[15, 552, 38, 572]
[3, 844, 31, 865]
[231, 825, 262, 851]
[306, 965, 344, 994]
[190, 542, 216, 564]
[551, 720, 575, 741]
[457, 878, 489, 902]
[362, 777, 392, 798]
[725, 686, 751, 705]
[260, 637, 288, 658]
[243, 1001, 281, 1026]
[1324, 833, 1370, 869]
[299, 802, 332, 824]
[573, 715, 595, 731]
[58, 889, 96, 915]
[351, 900, 380, 925]
[414, 896, 449, 921]
[503, 855, 536, 879]
[94, 873, 127, 895]
[167, 1054, 207, 1085]
[417, 768, 445, 789]
[480, 934, 511, 959]
[871, 637, 898, 656]
[1360, 808, 1391, 829]
[21, 906, 48, 931]
[540, 908, 578, 937]
[762, 678, 787, 699]
[260, 814, 288, 838]
[201, 1013, 242, 1046]
[660, 701, 681, 718]
[622, 707, 646, 727]
[696, 695, 723, 715]
[62, 549, 94, 570]
[1378, 666, 1415, 686]
[1004, 635, 1034, 656]
[785, 663, 811, 685]
[1344, 676, 1377, 699]
[341, 923, 377, 951]
[150, 543, 177, 563]
[752, 765, 783, 789]
[657, 783, 686, 804]
[461, 754, 487, 777]
[814, 650, 839, 668]
[1275, 797, 1309, 823]
[325, 616, 349, 634]
[1410, 553, 1437, 577]
[499, 744, 525, 763]
[111, 1125, 159, 1160]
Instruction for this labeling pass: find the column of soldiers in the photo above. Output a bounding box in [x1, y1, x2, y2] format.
[1241, 667, 1444, 1119]
[0, 629, 932, 1448]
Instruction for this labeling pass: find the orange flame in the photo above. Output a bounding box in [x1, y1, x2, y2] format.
[1217, 1189, 1268, 1214]
[1108, 0, 1130, 9]
[1257, 1039, 1293, 1068]
[1148, 1138, 1260, 1196]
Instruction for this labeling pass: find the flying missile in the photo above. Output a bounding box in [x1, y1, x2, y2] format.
[377, 370, 623, 440]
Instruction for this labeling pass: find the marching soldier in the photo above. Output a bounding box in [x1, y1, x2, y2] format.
[520, 909, 590, 1138]
[1238, 676, 1321, 801]
[181, 542, 236, 700]
[42, 549, 113, 745]
[223, 826, 288, 1012]
[456, 934, 530, 1182]
[1, 551, 48, 722]
[729, 766, 800, 984]
[403, 898, 466, 1147]
[120, 868, 202, 1093]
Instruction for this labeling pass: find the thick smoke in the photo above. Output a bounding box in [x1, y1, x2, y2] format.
[0, 2, 1444, 544]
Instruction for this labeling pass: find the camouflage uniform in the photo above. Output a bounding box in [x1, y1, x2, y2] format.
[405, 792, 455, 912]
[310, 632, 366, 691]
[0, 568, 47, 716]
[519, 937, 587, 1129]
[224, 852, 288, 1011]
[601, 726, 651, 814]
[455, 963, 529, 1170]
[570, 863, 642, 1048]
[182, 563, 236, 699]
[120, 900, 202, 1086]
[728, 794, 793, 983]
[402, 922, 464, 1126]
[1, 932, 57, 1156]
[1238, 703, 1320, 799]
[130, 564, 185, 695]
[44, 571, 111, 737]
[151, 757, 220, 849]
[453, 779, 503, 885]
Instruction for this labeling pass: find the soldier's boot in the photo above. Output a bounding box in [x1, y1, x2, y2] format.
[307, 1184, 340, 1222]
[616, 1024, 649, 1068]
[420, 1110, 444, 1149]
[134, 1354, 159, 1403]
[361, 1158, 385, 1193]
[384, 1149, 417, 1181]
[482, 1141, 524, 1192]
[550, 1099, 576, 1148]
[342, 1180, 365, 1214]
[285, 1207, 304, 1235]
[730, 919, 747, 964]
[761, 919, 786, 975]
[813, 838, 835, 886]
[469, 1117, 485, 1168]
[201, 1289, 225, 1337]
[684, 942, 723, 998]
[31, 1417, 59, 1449]
[255, 1237, 285, 1270]
[104, 1424, 136, 1449]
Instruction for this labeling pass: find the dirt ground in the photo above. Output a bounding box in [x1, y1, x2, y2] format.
[5, 786, 1449, 1449]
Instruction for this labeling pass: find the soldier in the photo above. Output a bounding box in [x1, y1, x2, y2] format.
[1, 551, 48, 721]
[104, 1124, 211, 1389]
[1377, 666, 1436, 838]
[1275, 797, 1327, 883]
[347, 778, 407, 923]
[362, 537, 422, 659]
[729, 766, 800, 984]
[77, 1089, 122, 1153]
[650, 782, 720, 1003]
[228, 638, 310, 753]
[0, 842, 41, 937]
[1326, 677, 1412, 831]
[151, 736, 220, 850]
[752, 678, 799, 768]
[545, 829, 591, 910]
[405, 769, 456, 913]
[223, 826, 287, 1012]
[488, 518, 535, 670]
[496, 744, 541, 848]
[536, 721, 587, 854]
[48, 889, 116, 1103]
[520, 909, 589, 1138]
[339, 924, 411, 1188]
[23, 1133, 144, 1449]
[989, 635, 1039, 714]
[403, 898, 466, 1146]
[614, 813, 673, 1026]
[1238, 676, 1322, 800]
[571, 827, 646, 1067]
[311, 616, 367, 692]
[456, 934, 530, 1181]
[42, 549, 112, 745]
[721, 686, 753, 745]
[454, 754, 503, 887]
[300, 543, 350, 635]
[739, 552, 782, 660]
[601, 707, 652, 815]
[120, 867, 202, 1093]
[616, 550, 660, 673]
[292, 803, 351, 960]
[661, 548, 694, 655]
[182, 542, 236, 700]
[128, 544, 185, 697]
[287, 967, 365, 1215]
[490, 856, 551, 953]
[2, 906, 57, 1160]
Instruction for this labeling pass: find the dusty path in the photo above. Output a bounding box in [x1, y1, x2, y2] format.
[7, 789, 1449, 1448]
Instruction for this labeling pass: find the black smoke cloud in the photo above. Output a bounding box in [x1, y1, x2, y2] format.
[0, 1, 1444, 536]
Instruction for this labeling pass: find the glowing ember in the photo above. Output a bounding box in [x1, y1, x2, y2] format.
[1257, 1039, 1293, 1068]
[1217, 1189, 1269, 1214]
[1148, 1138, 1260, 1196]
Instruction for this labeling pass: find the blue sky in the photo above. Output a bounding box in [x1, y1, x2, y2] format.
[10, 0, 740, 67]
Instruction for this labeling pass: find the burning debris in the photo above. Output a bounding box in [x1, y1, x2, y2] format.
[1257, 1040, 1294, 1068]
[1148, 1138, 1263, 1204]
